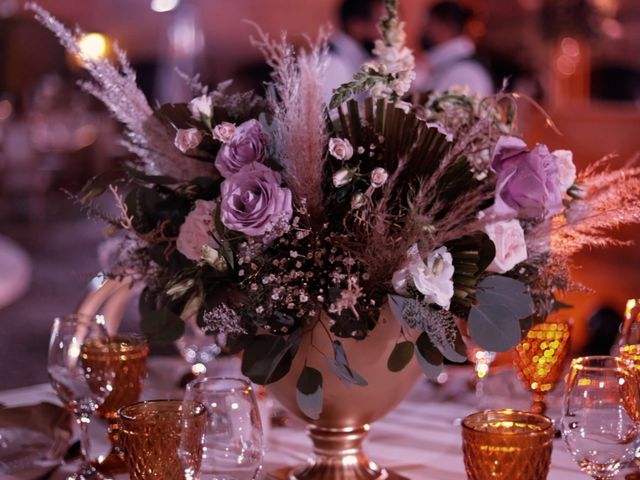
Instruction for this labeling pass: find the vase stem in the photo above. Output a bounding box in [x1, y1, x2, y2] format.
[283, 425, 407, 480]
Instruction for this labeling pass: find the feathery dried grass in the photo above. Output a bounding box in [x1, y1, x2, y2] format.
[249, 24, 330, 224]
[28, 3, 212, 182]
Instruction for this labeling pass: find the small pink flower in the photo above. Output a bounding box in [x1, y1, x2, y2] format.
[176, 200, 218, 261]
[174, 128, 203, 153]
[370, 167, 389, 188]
[212, 122, 237, 143]
[328, 138, 354, 161]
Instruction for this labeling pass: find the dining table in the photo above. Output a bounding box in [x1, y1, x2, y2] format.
[0, 355, 633, 480]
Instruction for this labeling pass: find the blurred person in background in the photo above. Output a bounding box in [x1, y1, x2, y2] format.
[323, 0, 385, 102]
[415, 0, 493, 96]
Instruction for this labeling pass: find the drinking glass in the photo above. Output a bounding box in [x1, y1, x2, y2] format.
[561, 356, 640, 479]
[118, 399, 206, 480]
[179, 377, 264, 480]
[514, 318, 572, 414]
[175, 318, 222, 386]
[81, 333, 149, 475]
[462, 409, 554, 480]
[47, 314, 115, 480]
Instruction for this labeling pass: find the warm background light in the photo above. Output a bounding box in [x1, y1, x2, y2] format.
[151, 0, 181, 13]
[77, 32, 108, 61]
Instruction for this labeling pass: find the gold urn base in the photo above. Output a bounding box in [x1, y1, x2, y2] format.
[269, 425, 410, 480]
[267, 306, 421, 480]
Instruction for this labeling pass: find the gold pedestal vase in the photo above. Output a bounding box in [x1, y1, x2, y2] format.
[266, 306, 422, 480]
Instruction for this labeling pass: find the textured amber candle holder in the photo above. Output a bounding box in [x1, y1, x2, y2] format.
[514, 319, 571, 414]
[118, 400, 206, 480]
[81, 334, 149, 475]
[462, 409, 554, 480]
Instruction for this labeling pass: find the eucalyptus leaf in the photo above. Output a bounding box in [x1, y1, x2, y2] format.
[296, 366, 323, 420]
[475, 275, 533, 319]
[328, 341, 368, 386]
[415, 332, 443, 379]
[140, 308, 185, 343]
[241, 333, 300, 385]
[387, 341, 414, 372]
[468, 304, 522, 352]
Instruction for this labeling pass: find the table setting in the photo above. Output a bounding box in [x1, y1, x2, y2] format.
[4, 0, 640, 478]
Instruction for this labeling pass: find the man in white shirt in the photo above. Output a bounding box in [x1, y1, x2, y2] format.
[415, 1, 493, 96]
[323, 0, 385, 103]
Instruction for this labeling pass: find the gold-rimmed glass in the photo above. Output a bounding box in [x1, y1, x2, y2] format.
[118, 399, 206, 480]
[514, 318, 571, 414]
[81, 334, 149, 475]
[462, 409, 554, 480]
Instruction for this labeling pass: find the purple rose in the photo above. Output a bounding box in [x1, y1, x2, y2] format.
[491, 136, 563, 219]
[214, 119, 269, 178]
[220, 163, 292, 237]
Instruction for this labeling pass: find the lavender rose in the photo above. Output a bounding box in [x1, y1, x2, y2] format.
[220, 162, 292, 237]
[491, 136, 563, 219]
[214, 119, 269, 178]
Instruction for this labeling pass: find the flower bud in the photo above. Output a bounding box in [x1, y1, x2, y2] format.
[332, 168, 353, 188]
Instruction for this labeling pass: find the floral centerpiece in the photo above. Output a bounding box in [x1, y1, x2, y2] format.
[30, 0, 640, 424]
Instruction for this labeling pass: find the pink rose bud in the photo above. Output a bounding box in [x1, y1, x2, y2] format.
[174, 128, 204, 153]
[328, 138, 354, 161]
[212, 122, 237, 143]
[370, 167, 389, 188]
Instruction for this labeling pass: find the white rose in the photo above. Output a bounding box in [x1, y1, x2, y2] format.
[201, 244, 228, 272]
[328, 138, 354, 161]
[174, 128, 203, 153]
[188, 94, 212, 119]
[332, 168, 353, 188]
[553, 149, 577, 192]
[351, 193, 366, 209]
[484, 219, 528, 274]
[370, 167, 389, 188]
[392, 244, 455, 309]
[212, 122, 236, 143]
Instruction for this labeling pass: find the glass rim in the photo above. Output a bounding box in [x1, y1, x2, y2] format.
[53, 313, 107, 326]
[570, 355, 632, 373]
[118, 399, 205, 421]
[186, 376, 252, 393]
[462, 409, 554, 436]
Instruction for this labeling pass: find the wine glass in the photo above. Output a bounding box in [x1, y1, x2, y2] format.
[561, 355, 640, 479]
[179, 377, 264, 480]
[47, 314, 115, 480]
[175, 318, 222, 387]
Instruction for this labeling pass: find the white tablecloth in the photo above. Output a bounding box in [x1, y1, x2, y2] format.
[0, 358, 626, 479]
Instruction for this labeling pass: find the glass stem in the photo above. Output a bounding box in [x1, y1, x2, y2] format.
[76, 412, 92, 468]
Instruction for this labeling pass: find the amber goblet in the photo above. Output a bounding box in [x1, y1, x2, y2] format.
[514, 319, 571, 414]
[118, 399, 206, 480]
[462, 409, 554, 480]
[81, 334, 149, 475]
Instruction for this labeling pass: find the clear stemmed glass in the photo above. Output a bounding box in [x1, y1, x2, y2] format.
[47, 314, 115, 480]
[561, 355, 640, 480]
[179, 377, 264, 480]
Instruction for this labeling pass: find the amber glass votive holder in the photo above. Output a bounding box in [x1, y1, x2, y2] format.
[462, 409, 554, 480]
[81, 334, 149, 475]
[514, 319, 571, 414]
[118, 399, 206, 480]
